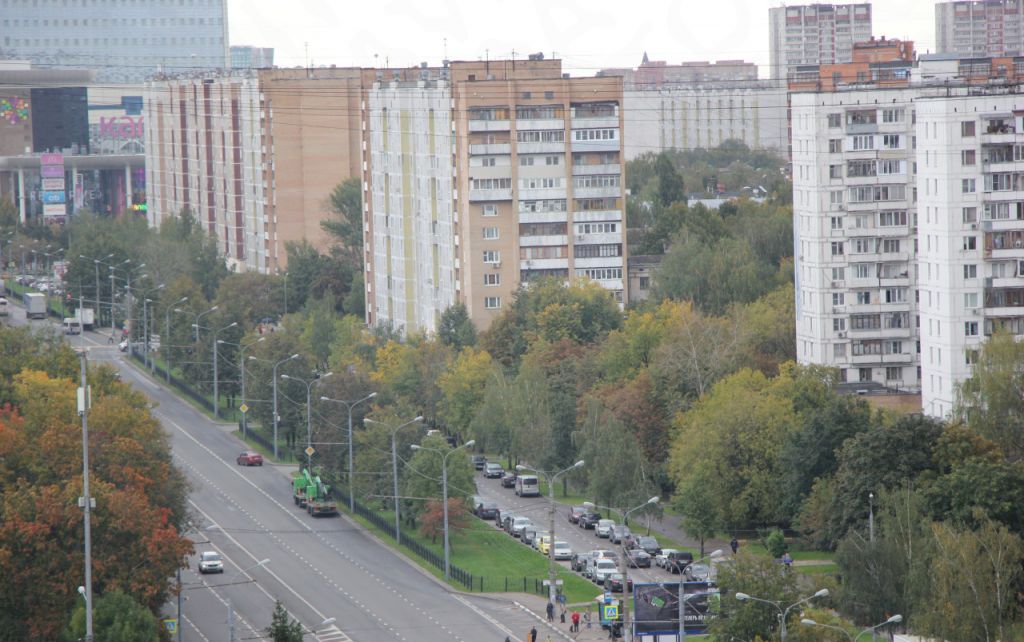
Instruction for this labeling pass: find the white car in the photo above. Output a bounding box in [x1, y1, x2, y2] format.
[553, 541, 573, 560]
[596, 519, 616, 538]
[198, 551, 224, 574]
[655, 548, 680, 568]
[592, 558, 618, 584]
[511, 517, 533, 538]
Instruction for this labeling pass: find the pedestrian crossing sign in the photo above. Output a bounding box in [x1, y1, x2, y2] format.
[602, 604, 619, 620]
[163, 618, 177, 633]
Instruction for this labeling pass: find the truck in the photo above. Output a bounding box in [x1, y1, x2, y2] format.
[292, 468, 338, 517]
[75, 307, 95, 330]
[23, 292, 46, 319]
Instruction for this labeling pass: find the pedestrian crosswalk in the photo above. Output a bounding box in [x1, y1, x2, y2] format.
[316, 624, 351, 642]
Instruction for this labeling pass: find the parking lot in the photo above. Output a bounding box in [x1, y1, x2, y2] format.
[472, 464, 687, 589]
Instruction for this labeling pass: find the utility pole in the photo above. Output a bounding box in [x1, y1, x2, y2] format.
[77, 350, 94, 642]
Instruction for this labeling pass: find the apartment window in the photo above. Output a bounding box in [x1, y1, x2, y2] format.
[857, 291, 872, 305]
[852, 135, 874, 151]
[829, 139, 842, 153]
[966, 349, 979, 365]
[520, 156, 535, 166]
[831, 242, 845, 255]
[853, 238, 874, 254]
[830, 191, 844, 205]
[471, 178, 512, 190]
[854, 263, 872, 278]
[882, 108, 904, 123]
[885, 366, 903, 381]
[483, 273, 500, 286]
[521, 177, 565, 189]
[574, 175, 620, 189]
[828, 113, 842, 128]
[882, 134, 901, 149]
[545, 155, 560, 165]
[833, 318, 847, 331]
[962, 178, 976, 193]
[833, 293, 846, 306]
[482, 204, 498, 217]
[852, 314, 880, 330]
[575, 267, 623, 280]
[834, 343, 847, 358]
[573, 129, 618, 141]
[482, 250, 501, 264]
[965, 321, 979, 336]
[575, 222, 618, 234]
[574, 243, 622, 258]
[961, 149, 976, 166]
[964, 264, 977, 279]
[484, 296, 501, 309]
[961, 120, 976, 137]
[878, 160, 903, 175]
[963, 207, 978, 223]
[879, 210, 907, 226]
[831, 217, 843, 230]
[884, 288, 907, 303]
[483, 227, 499, 240]
[638, 276, 650, 290]
[517, 130, 565, 143]
[963, 236, 977, 251]
[882, 239, 901, 253]
[887, 341, 904, 354]
[829, 165, 842, 179]
[965, 292, 979, 308]
[521, 92, 532, 99]
[832, 267, 845, 281]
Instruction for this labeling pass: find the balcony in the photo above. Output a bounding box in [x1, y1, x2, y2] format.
[573, 231, 621, 245]
[571, 137, 619, 153]
[516, 118, 564, 131]
[990, 276, 1024, 288]
[572, 115, 619, 130]
[468, 188, 512, 202]
[573, 210, 622, 222]
[985, 305, 1024, 316]
[845, 122, 878, 135]
[469, 143, 511, 155]
[517, 141, 566, 154]
[469, 119, 510, 132]
[572, 163, 620, 176]
[519, 210, 568, 224]
[518, 234, 568, 247]
[573, 256, 624, 269]
[520, 258, 568, 271]
[573, 185, 622, 199]
[519, 187, 567, 201]
[980, 218, 1024, 232]
[879, 275, 912, 287]
[845, 226, 878, 237]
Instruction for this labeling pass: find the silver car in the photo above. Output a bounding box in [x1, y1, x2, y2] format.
[553, 541, 573, 560]
[596, 519, 616, 538]
[511, 517, 533, 538]
[592, 558, 618, 584]
[198, 551, 223, 574]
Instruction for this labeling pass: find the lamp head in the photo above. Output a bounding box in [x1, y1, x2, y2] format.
[647, 495, 660, 505]
[887, 614, 903, 624]
[77, 586, 86, 597]
[319, 617, 337, 627]
[464, 439, 475, 447]
[249, 356, 258, 361]
[290, 353, 300, 359]
[572, 459, 585, 469]
[413, 415, 423, 422]
[319, 396, 330, 401]
[367, 392, 378, 399]
[515, 465, 526, 472]
[257, 558, 270, 566]
[411, 445, 421, 451]
[708, 549, 724, 558]
[800, 619, 817, 626]
[813, 588, 830, 598]
[734, 592, 750, 601]
[227, 321, 238, 329]
[210, 305, 219, 312]
[321, 371, 334, 379]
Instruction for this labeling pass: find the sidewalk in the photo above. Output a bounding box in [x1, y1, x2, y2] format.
[513, 593, 615, 642]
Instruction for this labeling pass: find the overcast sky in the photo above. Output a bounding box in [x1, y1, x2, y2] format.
[227, 0, 939, 76]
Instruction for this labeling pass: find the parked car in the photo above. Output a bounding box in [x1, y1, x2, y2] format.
[578, 511, 602, 529]
[532, 532, 550, 551]
[568, 505, 587, 524]
[685, 563, 713, 582]
[580, 549, 617, 578]
[553, 541, 573, 561]
[499, 512, 516, 532]
[501, 471, 518, 488]
[592, 558, 618, 584]
[635, 536, 661, 556]
[475, 501, 499, 520]
[538, 536, 553, 555]
[522, 527, 543, 547]
[655, 549, 680, 569]
[596, 519, 616, 538]
[511, 517, 533, 538]
[198, 551, 224, 574]
[236, 452, 264, 466]
[471, 454, 487, 470]
[515, 474, 540, 497]
[609, 524, 632, 544]
[626, 549, 652, 568]
[483, 462, 504, 478]
[606, 573, 633, 593]
[665, 550, 695, 575]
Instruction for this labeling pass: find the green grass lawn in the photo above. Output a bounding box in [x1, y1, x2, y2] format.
[743, 542, 835, 562]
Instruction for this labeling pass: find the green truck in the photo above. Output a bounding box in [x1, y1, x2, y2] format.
[292, 468, 338, 517]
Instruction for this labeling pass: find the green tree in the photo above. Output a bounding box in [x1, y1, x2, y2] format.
[265, 601, 304, 642]
[437, 303, 477, 350]
[707, 552, 805, 642]
[402, 435, 476, 520]
[955, 332, 1024, 459]
[676, 473, 720, 558]
[321, 177, 364, 269]
[655, 152, 686, 207]
[301, 296, 341, 371]
[574, 399, 654, 514]
[63, 590, 159, 642]
[438, 347, 494, 438]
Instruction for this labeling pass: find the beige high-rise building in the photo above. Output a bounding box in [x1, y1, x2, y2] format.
[362, 59, 627, 334]
[144, 67, 363, 273]
[935, 0, 1024, 57]
[769, 3, 873, 79]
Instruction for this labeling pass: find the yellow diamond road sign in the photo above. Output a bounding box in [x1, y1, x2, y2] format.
[239, 403, 249, 414]
[305, 446, 316, 457]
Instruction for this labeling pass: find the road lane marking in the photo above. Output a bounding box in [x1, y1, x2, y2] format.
[451, 594, 520, 642]
[182, 613, 212, 642]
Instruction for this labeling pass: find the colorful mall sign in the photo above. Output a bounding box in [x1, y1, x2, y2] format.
[98, 116, 144, 140]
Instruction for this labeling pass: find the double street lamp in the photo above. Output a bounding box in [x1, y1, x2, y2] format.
[365, 416, 423, 545]
[141, 284, 165, 368]
[319, 392, 377, 511]
[519, 460, 585, 610]
[735, 587, 830, 642]
[801, 614, 902, 641]
[280, 372, 333, 469]
[235, 337, 265, 438]
[678, 549, 723, 641]
[226, 558, 270, 642]
[410, 439, 475, 580]
[163, 296, 188, 382]
[271, 354, 300, 460]
[609, 495, 659, 642]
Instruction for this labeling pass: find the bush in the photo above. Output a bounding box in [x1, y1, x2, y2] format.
[765, 528, 787, 559]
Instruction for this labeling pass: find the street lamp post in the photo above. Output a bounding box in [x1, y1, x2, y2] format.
[271, 354, 300, 460]
[520, 461, 585, 610]
[615, 496, 659, 642]
[280, 372, 333, 470]
[141, 284, 165, 370]
[237, 337, 264, 439]
[194, 305, 219, 342]
[411, 439, 475, 580]
[107, 258, 130, 334]
[226, 558, 270, 642]
[801, 614, 902, 641]
[319, 392, 378, 511]
[79, 253, 113, 323]
[735, 588, 830, 642]
[211, 321, 238, 418]
[366, 416, 423, 545]
[677, 549, 723, 641]
[164, 297, 188, 382]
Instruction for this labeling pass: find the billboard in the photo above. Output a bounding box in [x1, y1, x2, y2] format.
[633, 582, 719, 639]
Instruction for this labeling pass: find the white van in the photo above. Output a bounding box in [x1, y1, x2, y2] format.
[515, 474, 540, 497]
[62, 318, 82, 335]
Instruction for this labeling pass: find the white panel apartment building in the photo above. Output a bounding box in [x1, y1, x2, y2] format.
[916, 91, 1024, 417]
[769, 3, 873, 80]
[792, 88, 922, 393]
[935, 0, 1024, 57]
[622, 83, 789, 159]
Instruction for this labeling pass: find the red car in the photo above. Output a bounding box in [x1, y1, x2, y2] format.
[236, 452, 264, 466]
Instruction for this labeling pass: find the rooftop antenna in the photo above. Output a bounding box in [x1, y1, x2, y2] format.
[444, 37, 448, 61]
[485, 48, 489, 74]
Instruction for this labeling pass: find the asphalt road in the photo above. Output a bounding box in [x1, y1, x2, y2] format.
[3, 301, 562, 642]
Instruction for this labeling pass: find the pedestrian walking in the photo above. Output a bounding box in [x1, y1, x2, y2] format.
[585, 608, 592, 629]
[560, 607, 566, 624]
[571, 610, 581, 632]
[730, 537, 739, 555]
[782, 551, 793, 569]
[529, 626, 537, 642]
[546, 601, 554, 622]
